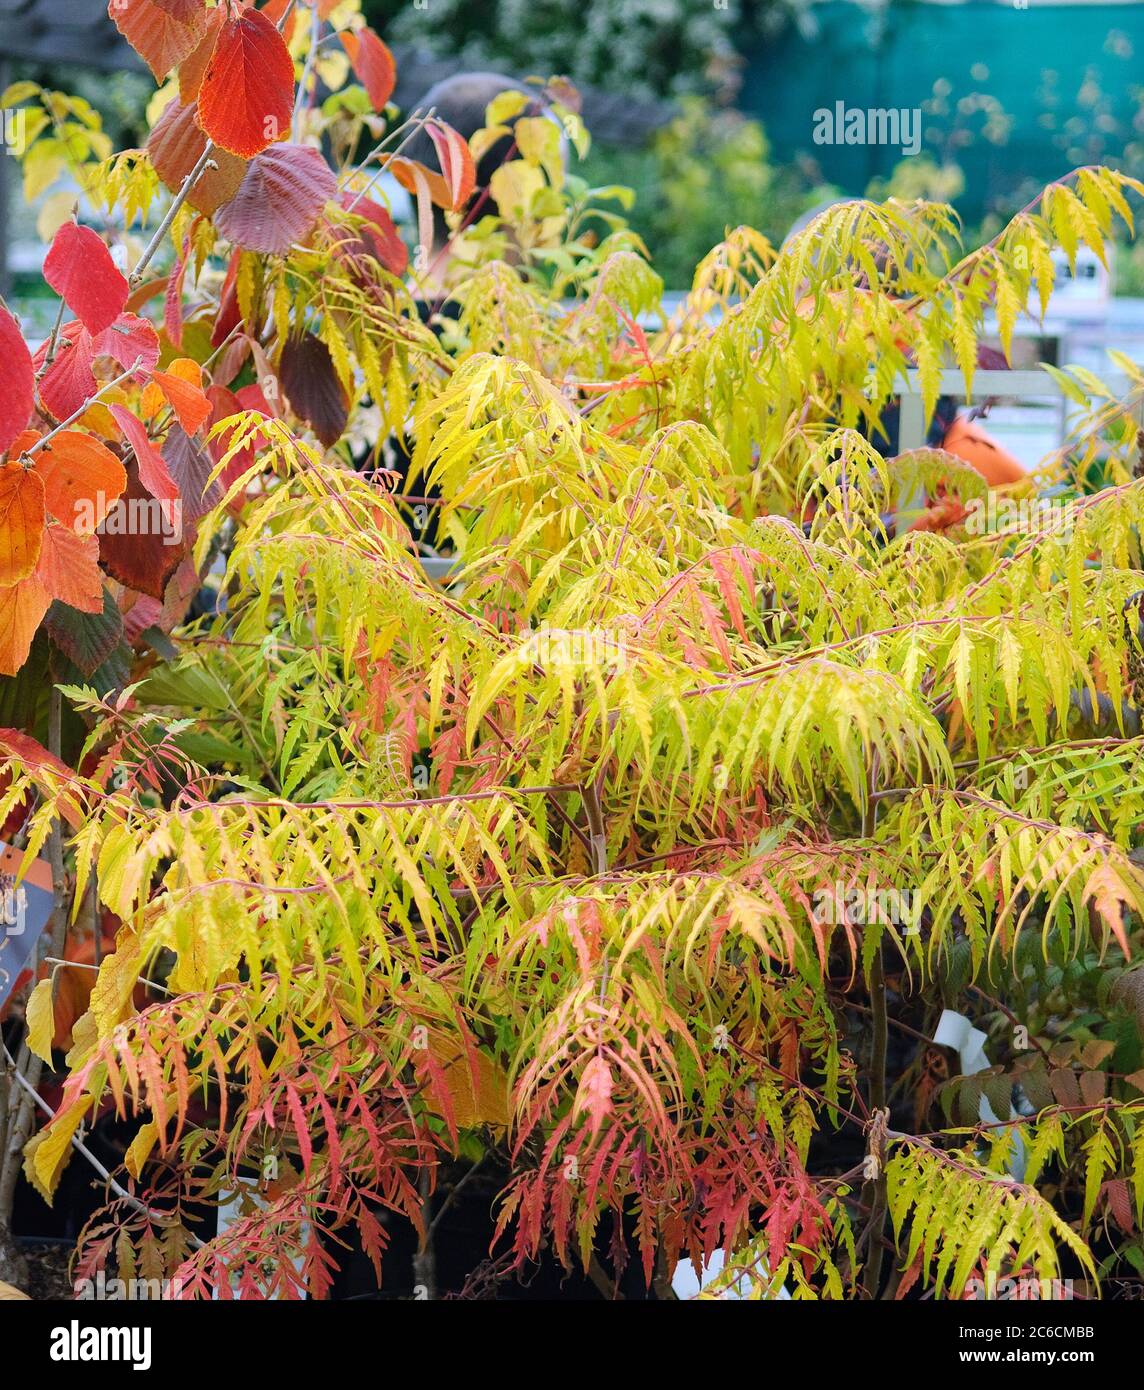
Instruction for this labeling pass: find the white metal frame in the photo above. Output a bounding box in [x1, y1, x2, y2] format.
[895, 368, 1068, 453]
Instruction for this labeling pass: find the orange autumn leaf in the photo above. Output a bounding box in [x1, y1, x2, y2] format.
[0, 574, 50, 677]
[141, 380, 166, 418]
[1084, 862, 1134, 959]
[0, 463, 45, 585]
[33, 432, 127, 532]
[164, 356, 204, 388]
[5, 430, 42, 460]
[35, 522, 103, 614]
[109, 0, 207, 83]
[177, 5, 223, 103]
[388, 156, 453, 213]
[340, 28, 396, 113]
[426, 1036, 511, 1131]
[154, 360, 211, 435]
[425, 119, 477, 211]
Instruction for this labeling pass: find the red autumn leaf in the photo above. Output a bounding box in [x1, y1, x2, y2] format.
[214, 144, 336, 254]
[43, 222, 129, 337]
[340, 28, 396, 112]
[35, 523, 103, 614]
[334, 193, 408, 277]
[211, 251, 244, 349]
[178, 7, 222, 103]
[34, 322, 97, 421]
[426, 119, 477, 211]
[33, 431, 127, 532]
[97, 462, 186, 600]
[0, 304, 34, 456]
[147, 98, 247, 216]
[205, 384, 263, 501]
[34, 313, 159, 423]
[235, 379, 278, 418]
[108, 0, 206, 82]
[0, 727, 76, 782]
[153, 366, 211, 435]
[197, 9, 294, 159]
[110, 405, 178, 503]
[150, 0, 205, 18]
[0, 576, 50, 677]
[91, 314, 161, 377]
[278, 333, 349, 448]
[0, 464, 45, 585]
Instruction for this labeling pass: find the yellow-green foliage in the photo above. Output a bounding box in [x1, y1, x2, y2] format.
[5, 148, 1144, 1298]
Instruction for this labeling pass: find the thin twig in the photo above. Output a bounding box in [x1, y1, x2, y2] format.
[24, 357, 145, 453]
[130, 145, 214, 287]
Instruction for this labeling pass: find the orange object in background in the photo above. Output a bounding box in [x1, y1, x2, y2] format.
[941, 415, 1026, 486]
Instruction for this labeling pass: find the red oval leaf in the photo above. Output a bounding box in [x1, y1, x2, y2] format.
[197, 9, 295, 159]
[43, 222, 129, 337]
[214, 144, 336, 255]
[110, 405, 178, 504]
[34, 323, 97, 422]
[90, 314, 161, 377]
[0, 304, 34, 456]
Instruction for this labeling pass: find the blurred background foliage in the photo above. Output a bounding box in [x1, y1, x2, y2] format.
[365, 0, 807, 103]
[361, 0, 1144, 290]
[7, 1, 1144, 291]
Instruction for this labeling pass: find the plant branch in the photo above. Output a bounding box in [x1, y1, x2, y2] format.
[129, 144, 214, 287]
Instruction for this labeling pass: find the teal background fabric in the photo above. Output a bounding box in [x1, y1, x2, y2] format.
[742, 2, 1144, 218]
